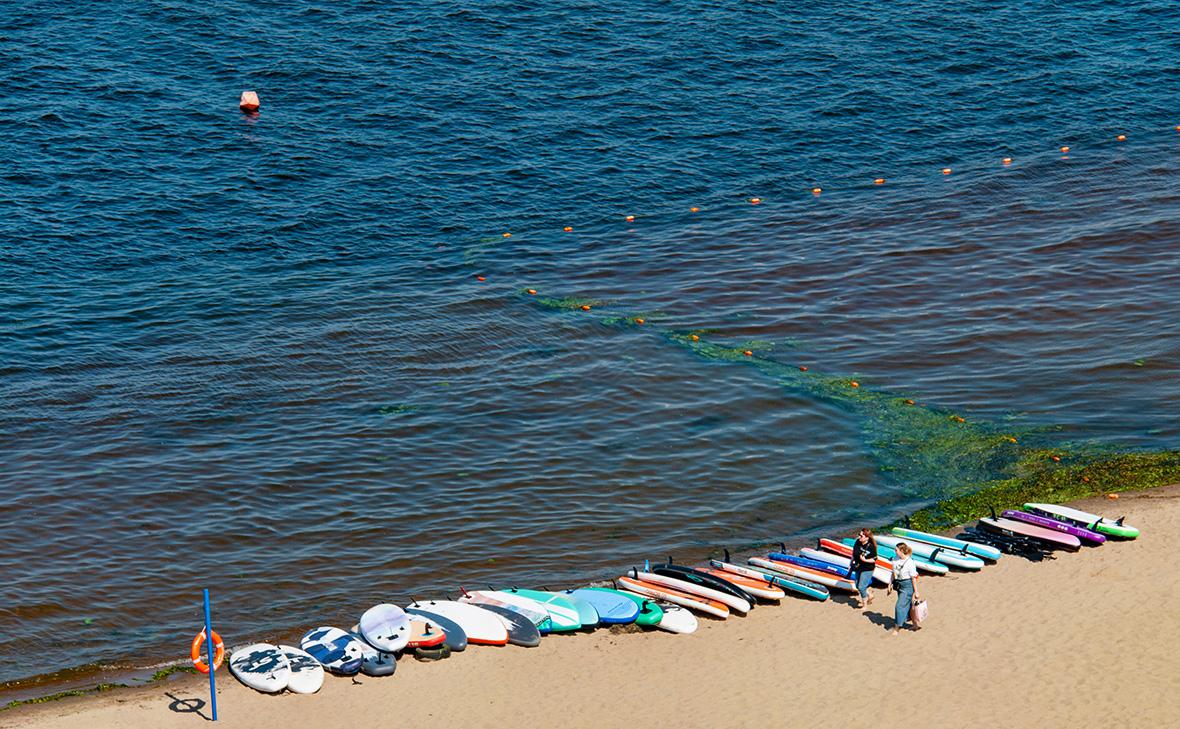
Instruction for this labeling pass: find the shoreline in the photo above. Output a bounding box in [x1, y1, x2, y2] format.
[7, 483, 1179, 728]
[5, 450, 1175, 711]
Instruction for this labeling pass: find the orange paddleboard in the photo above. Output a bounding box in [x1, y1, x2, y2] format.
[407, 619, 447, 649]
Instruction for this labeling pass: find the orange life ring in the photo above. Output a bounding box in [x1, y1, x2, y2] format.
[190, 629, 225, 674]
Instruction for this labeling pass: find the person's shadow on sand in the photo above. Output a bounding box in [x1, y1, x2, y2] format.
[862, 611, 894, 631]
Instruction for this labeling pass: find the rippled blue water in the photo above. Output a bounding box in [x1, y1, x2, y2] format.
[3, 1, 1180, 688]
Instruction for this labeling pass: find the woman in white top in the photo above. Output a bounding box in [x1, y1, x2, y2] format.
[886, 542, 920, 634]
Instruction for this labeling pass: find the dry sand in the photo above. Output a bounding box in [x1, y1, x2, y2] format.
[7, 485, 1180, 729]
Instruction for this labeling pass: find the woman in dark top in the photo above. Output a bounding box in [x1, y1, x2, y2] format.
[850, 528, 878, 608]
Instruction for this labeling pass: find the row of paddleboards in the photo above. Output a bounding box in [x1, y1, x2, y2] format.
[228, 502, 1138, 694]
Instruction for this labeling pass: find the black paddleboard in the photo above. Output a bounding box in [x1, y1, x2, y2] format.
[469, 603, 542, 647]
[406, 607, 468, 652]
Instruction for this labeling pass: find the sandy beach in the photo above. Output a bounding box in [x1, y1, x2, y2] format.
[7, 485, 1180, 729]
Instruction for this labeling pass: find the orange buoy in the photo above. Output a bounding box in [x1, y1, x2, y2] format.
[1175, 125, 1180, 131]
[1082, 476, 1090, 483]
[476, 276, 486, 282]
[799, 366, 808, 372]
[1106, 493, 1119, 500]
[502, 232, 512, 238]
[239, 91, 260, 113]
[743, 350, 753, 357]
[1006, 437, 1017, 443]
[689, 206, 700, 213]
[1050, 455, 1061, 462]
[625, 215, 635, 222]
[904, 399, 915, 405]
[526, 289, 537, 295]
[850, 381, 859, 388]
[563, 226, 573, 232]
[1116, 135, 1126, 141]
[191, 630, 225, 674]
[811, 187, 822, 195]
[1002, 157, 1012, 165]
[690, 334, 700, 341]
[952, 416, 965, 423]
[1060, 146, 1070, 153]
[750, 197, 762, 205]
[635, 318, 644, 325]
[873, 178, 885, 185]
[941, 168, 952, 175]
[580, 304, 591, 311]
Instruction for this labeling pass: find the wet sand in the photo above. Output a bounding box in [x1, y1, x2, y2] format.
[8, 485, 1180, 729]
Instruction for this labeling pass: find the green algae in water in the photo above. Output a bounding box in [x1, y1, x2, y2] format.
[378, 403, 421, 417]
[528, 294, 1180, 526]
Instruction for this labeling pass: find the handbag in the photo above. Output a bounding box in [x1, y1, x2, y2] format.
[910, 598, 929, 625]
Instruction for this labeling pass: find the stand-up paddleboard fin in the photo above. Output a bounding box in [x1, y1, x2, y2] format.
[644, 559, 651, 572]
[629, 567, 639, 578]
[723, 548, 732, 562]
[1116, 516, 1125, 525]
[459, 586, 471, 598]
[930, 547, 943, 561]
[1089, 520, 1101, 531]
[779, 542, 788, 553]
[667, 555, 675, 565]
[611, 579, 619, 590]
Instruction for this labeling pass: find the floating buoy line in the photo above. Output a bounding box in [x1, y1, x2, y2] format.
[468, 126, 1169, 250]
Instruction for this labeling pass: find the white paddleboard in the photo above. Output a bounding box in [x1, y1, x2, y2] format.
[406, 599, 509, 646]
[358, 603, 410, 652]
[229, 643, 291, 693]
[277, 644, 325, 694]
[650, 601, 698, 634]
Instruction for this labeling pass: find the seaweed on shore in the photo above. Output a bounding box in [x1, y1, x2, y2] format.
[1, 683, 126, 712]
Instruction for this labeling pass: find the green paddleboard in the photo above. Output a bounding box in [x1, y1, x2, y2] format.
[584, 587, 663, 626]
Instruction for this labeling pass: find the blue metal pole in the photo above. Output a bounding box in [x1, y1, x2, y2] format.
[203, 588, 218, 721]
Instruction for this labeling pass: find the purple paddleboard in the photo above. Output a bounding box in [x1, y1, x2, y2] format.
[1002, 510, 1106, 544]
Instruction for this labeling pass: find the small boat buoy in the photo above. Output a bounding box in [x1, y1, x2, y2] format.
[690, 334, 700, 341]
[904, 399, 915, 405]
[750, 197, 762, 205]
[952, 415, 965, 423]
[580, 305, 591, 311]
[850, 381, 859, 388]
[239, 90, 260, 113]
[1116, 134, 1126, 141]
[743, 350, 753, 357]
[625, 215, 635, 222]
[1050, 455, 1061, 462]
[1002, 157, 1012, 165]
[563, 226, 573, 232]
[526, 289, 537, 295]
[1007, 437, 1018, 443]
[476, 276, 486, 282]
[799, 366, 808, 372]
[1060, 146, 1070, 153]
[502, 232, 512, 238]
[941, 168, 952, 175]
[811, 187, 822, 195]
[635, 318, 645, 325]
[873, 178, 885, 185]
[689, 207, 700, 213]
